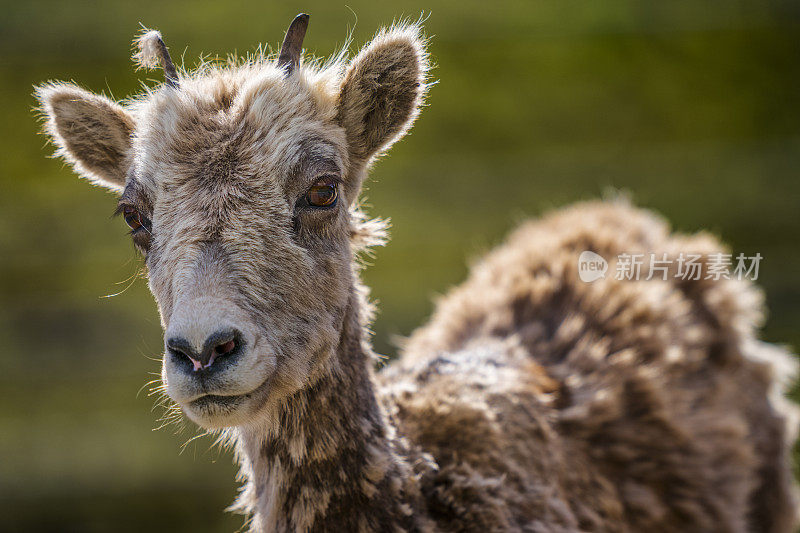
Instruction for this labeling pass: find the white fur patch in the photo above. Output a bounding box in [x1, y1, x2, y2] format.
[133, 29, 165, 69]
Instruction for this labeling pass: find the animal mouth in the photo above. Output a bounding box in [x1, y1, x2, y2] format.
[187, 375, 272, 413]
[191, 393, 246, 409]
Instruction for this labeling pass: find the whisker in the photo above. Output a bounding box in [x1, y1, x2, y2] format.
[136, 378, 161, 398]
[180, 429, 211, 455]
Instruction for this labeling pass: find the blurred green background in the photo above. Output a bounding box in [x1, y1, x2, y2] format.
[1, 0, 799, 531]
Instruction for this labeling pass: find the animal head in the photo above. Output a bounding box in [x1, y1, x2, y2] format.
[36, 15, 428, 429]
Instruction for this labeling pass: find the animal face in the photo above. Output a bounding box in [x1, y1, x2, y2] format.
[37, 17, 428, 429]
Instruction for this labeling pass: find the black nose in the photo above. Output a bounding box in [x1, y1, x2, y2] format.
[166, 329, 242, 372]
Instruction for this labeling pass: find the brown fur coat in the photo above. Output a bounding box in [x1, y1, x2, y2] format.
[378, 200, 798, 532]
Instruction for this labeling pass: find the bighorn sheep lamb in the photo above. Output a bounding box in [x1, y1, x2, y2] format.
[36, 14, 798, 533]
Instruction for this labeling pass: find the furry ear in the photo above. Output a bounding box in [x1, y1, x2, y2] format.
[337, 24, 428, 162]
[36, 83, 135, 191]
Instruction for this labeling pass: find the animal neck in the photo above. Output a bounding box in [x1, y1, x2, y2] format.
[234, 286, 428, 532]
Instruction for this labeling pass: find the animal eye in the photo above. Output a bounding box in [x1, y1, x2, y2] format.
[122, 206, 148, 232]
[305, 177, 338, 208]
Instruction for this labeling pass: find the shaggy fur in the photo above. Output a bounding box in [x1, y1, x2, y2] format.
[36, 16, 797, 533]
[389, 201, 799, 532]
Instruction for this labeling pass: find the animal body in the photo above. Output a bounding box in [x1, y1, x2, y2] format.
[36, 14, 798, 533]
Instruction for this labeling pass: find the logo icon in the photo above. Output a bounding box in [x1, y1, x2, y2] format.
[578, 251, 607, 282]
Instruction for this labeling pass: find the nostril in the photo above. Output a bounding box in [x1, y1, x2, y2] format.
[205, 338, 237, 369]
[214, 340, 237, 357]
[204, 330, 241, 369]
[167, 337, 199, 366]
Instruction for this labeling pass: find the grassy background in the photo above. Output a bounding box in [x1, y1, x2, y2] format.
[1, 0, 799, 531]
